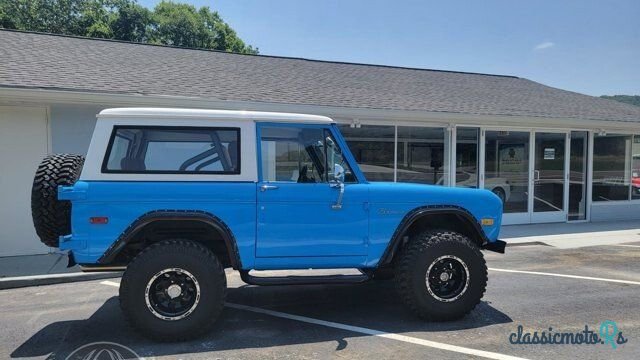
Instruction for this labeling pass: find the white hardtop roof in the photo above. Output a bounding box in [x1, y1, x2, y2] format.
[98, 108, 334, 123]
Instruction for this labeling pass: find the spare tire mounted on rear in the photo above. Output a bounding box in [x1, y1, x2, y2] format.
[31, 154, 85, 248]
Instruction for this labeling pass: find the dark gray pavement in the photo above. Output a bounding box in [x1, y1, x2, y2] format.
[1, 243, 639, 359]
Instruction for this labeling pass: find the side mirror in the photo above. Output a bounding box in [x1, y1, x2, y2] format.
[333, 164, 345, 184]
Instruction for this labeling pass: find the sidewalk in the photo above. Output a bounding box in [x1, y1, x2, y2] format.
[0, 253, 120, 289]
[501, 219, 640, 249]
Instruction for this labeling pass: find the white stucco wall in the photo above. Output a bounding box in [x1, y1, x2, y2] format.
[50, 104, 105, 154]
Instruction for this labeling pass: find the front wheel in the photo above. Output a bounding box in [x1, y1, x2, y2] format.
[119, 239, 226, 341]
[395, 230, 487, 321]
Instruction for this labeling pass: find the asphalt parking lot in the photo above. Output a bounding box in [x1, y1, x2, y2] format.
[1, 242, 639, 360]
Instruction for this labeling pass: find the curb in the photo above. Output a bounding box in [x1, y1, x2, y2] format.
[505, 241, 551, 247]
[0, 272, 122, 290]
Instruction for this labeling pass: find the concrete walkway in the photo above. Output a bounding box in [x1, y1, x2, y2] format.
[0, 253, 119, 290]
[501, 219, 640, 249]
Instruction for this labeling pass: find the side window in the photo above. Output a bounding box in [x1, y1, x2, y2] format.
[259, 126, 355, 183]
[103, 126, 240, 174]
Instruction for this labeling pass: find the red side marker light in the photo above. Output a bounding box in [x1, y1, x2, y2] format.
[90, 217, 109, 224]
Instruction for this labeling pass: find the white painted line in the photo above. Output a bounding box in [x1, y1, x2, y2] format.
[225, 302, 528, 360]
[101, 280, 120, 287]
[612, 244, 640, 248]
[489, 268, 640, 285]
[99, 280, 526, 359]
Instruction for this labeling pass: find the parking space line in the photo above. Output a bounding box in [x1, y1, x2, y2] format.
[225, 302, 528, 360]
[488, 268, 640, 285]
[99, 281, 525, 360]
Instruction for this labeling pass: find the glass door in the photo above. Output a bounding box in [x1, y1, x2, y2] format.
[483, 130, 531, 224]
[531, 132, 568, 223]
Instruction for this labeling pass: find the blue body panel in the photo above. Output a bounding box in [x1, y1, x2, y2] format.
[60, 122, 502, 270]
[365, 182, 502, 267]
[256, 183, 369, 257]
[60, 181, 257, 267]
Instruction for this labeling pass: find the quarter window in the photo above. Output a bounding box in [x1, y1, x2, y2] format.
[103, 126, 240, 174]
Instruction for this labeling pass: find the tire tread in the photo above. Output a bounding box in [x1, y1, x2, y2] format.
[119, 239, 226, 342]
[395, 230, 487, 320]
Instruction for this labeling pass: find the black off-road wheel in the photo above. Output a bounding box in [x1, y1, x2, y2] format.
[119, 240, 227, 342]
[31, 154, 85, 247]
[395, 230, 487, 321]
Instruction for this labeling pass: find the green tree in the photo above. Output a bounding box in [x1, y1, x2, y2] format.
[152, 1, 203, 48]
[110, 0, 152, 42]
[0, 0, 89, 35]
[0, 0, 258, 54]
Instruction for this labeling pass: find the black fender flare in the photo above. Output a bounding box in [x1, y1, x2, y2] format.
[98, 210, 241, 269]
[378, 205, 491, 266]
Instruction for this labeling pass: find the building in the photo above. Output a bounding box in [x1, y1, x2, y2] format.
[1, 29, 640, 256]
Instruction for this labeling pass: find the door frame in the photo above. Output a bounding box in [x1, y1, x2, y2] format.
[478, 127, 570, 225]
[529, 130, 570, 223]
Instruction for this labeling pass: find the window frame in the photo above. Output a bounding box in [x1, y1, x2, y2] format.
[101, 125, 241, 175]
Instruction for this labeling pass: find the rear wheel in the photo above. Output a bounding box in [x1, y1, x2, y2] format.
[31, 154, 85, 247]
[395, 230, 487, 321]
[119, 240, 226, 341]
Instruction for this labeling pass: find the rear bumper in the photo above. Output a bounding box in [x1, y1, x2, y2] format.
[482, 239, 506, 254]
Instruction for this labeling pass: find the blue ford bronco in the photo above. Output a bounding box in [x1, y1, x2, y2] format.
[31, 108, 505, 341]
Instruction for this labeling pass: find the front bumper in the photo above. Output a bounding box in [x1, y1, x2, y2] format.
[482, 239, 506, 254]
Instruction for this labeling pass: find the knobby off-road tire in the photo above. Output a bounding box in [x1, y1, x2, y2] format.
[31, 154, 85, 247]
[119, 239, 227, 342]
[395, 230, 487, 321]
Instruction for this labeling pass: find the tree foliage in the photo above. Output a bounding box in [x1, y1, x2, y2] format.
[0, 0, 258, 54]
[601, 95, 640, 107]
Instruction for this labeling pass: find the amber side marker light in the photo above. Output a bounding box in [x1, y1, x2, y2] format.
[90, 217, 109, 224]
[481, 218, 494, 226]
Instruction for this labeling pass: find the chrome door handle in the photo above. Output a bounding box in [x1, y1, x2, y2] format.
[260, 184, 279, 192]
[330, 182, 344, 210]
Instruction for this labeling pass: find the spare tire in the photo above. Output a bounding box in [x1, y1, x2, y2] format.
[31, 154, 85, 248]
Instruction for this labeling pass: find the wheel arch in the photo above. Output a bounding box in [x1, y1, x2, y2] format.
[98, 210, 241, 269]
[378, 206, 489, 267]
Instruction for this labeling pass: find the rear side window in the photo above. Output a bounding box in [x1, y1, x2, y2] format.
[103, 126, 240, 174]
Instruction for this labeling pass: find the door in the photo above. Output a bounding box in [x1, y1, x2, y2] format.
[483, 130, 531, 224]
[481, 130, 568, 224]
[256, 124, 369, 258]
[531, 132, 568, 222]
[0, 106, 49, 256]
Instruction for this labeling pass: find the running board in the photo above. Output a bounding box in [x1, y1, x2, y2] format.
[239, 270, 370, 286]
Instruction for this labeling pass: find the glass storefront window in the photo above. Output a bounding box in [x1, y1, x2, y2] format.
[569, 131, 588, 220]
[339, 124, 395, 181]
[455, 128, 479, 188]
[396, 126, 448, 185]
[592, 134, 631, 201]
[484, 130, 529, 212]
